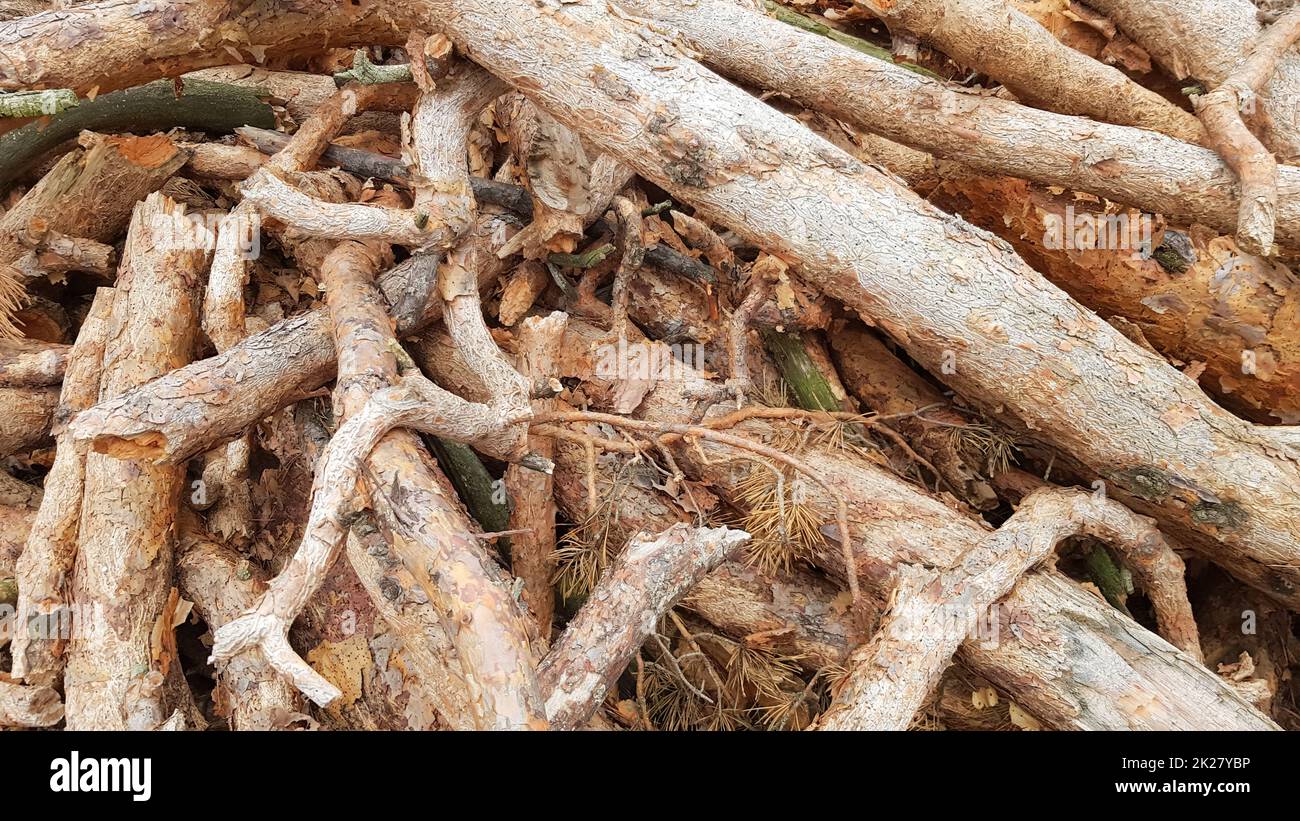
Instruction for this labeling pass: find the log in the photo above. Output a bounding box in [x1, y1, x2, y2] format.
[1084, 0, 1300, 162]
[537, 523, 749, 729]
[199, 209, 258, 545]
[625, 0, 1300, 250]
[0, 78, 274, 190]
[9, 287, 113, 687]
[415, 0, 1300, 609]
[0, 0, 414, 96]
[934, 176, 1300, 424]
[0, 384, 56, 455]
[63, 193, 207, 730]
[851, 0, 1203, 141]
[503, 312, 568, 639]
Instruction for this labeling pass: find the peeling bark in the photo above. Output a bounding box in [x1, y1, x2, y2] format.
[416, 0, 1300, 608]
[10, 287, 113, 687]
[1084, 0, 1300, 162]
[64, 193, 207, 730]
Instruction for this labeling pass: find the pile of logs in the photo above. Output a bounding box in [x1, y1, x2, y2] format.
[0, 0, 1298, 731]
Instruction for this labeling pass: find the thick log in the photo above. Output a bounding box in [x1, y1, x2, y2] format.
[63, 193, 206, 730]
[9, 287, 113, 687]
[415, 0, 1300, 608]
[544, 317, 1275, 730]
[625, 0, 1300, 249]
[0, 0, 413, 95]
[1084, 0, 1300, 162]
[934, 176, 1300, 424]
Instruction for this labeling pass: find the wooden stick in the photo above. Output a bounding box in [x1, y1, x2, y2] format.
[1194, 6, 1300, 254]
[538, 523, 750, 729]
[816, 487, 1202, 730]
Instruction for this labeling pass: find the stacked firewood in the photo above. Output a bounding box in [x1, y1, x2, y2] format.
[0, 0, 1298, 731]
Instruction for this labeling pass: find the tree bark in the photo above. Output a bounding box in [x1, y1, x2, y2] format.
[503, 312, 567, 639]
[0, 132, 186, 336]
[408, 0, 1300, 609]
[1084, 0, 1300, 162]
[10, 287, 113, 687]
[63, 193, 206, 730]
[537, 523, 749, 730]
[0, 679, 62, 727]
